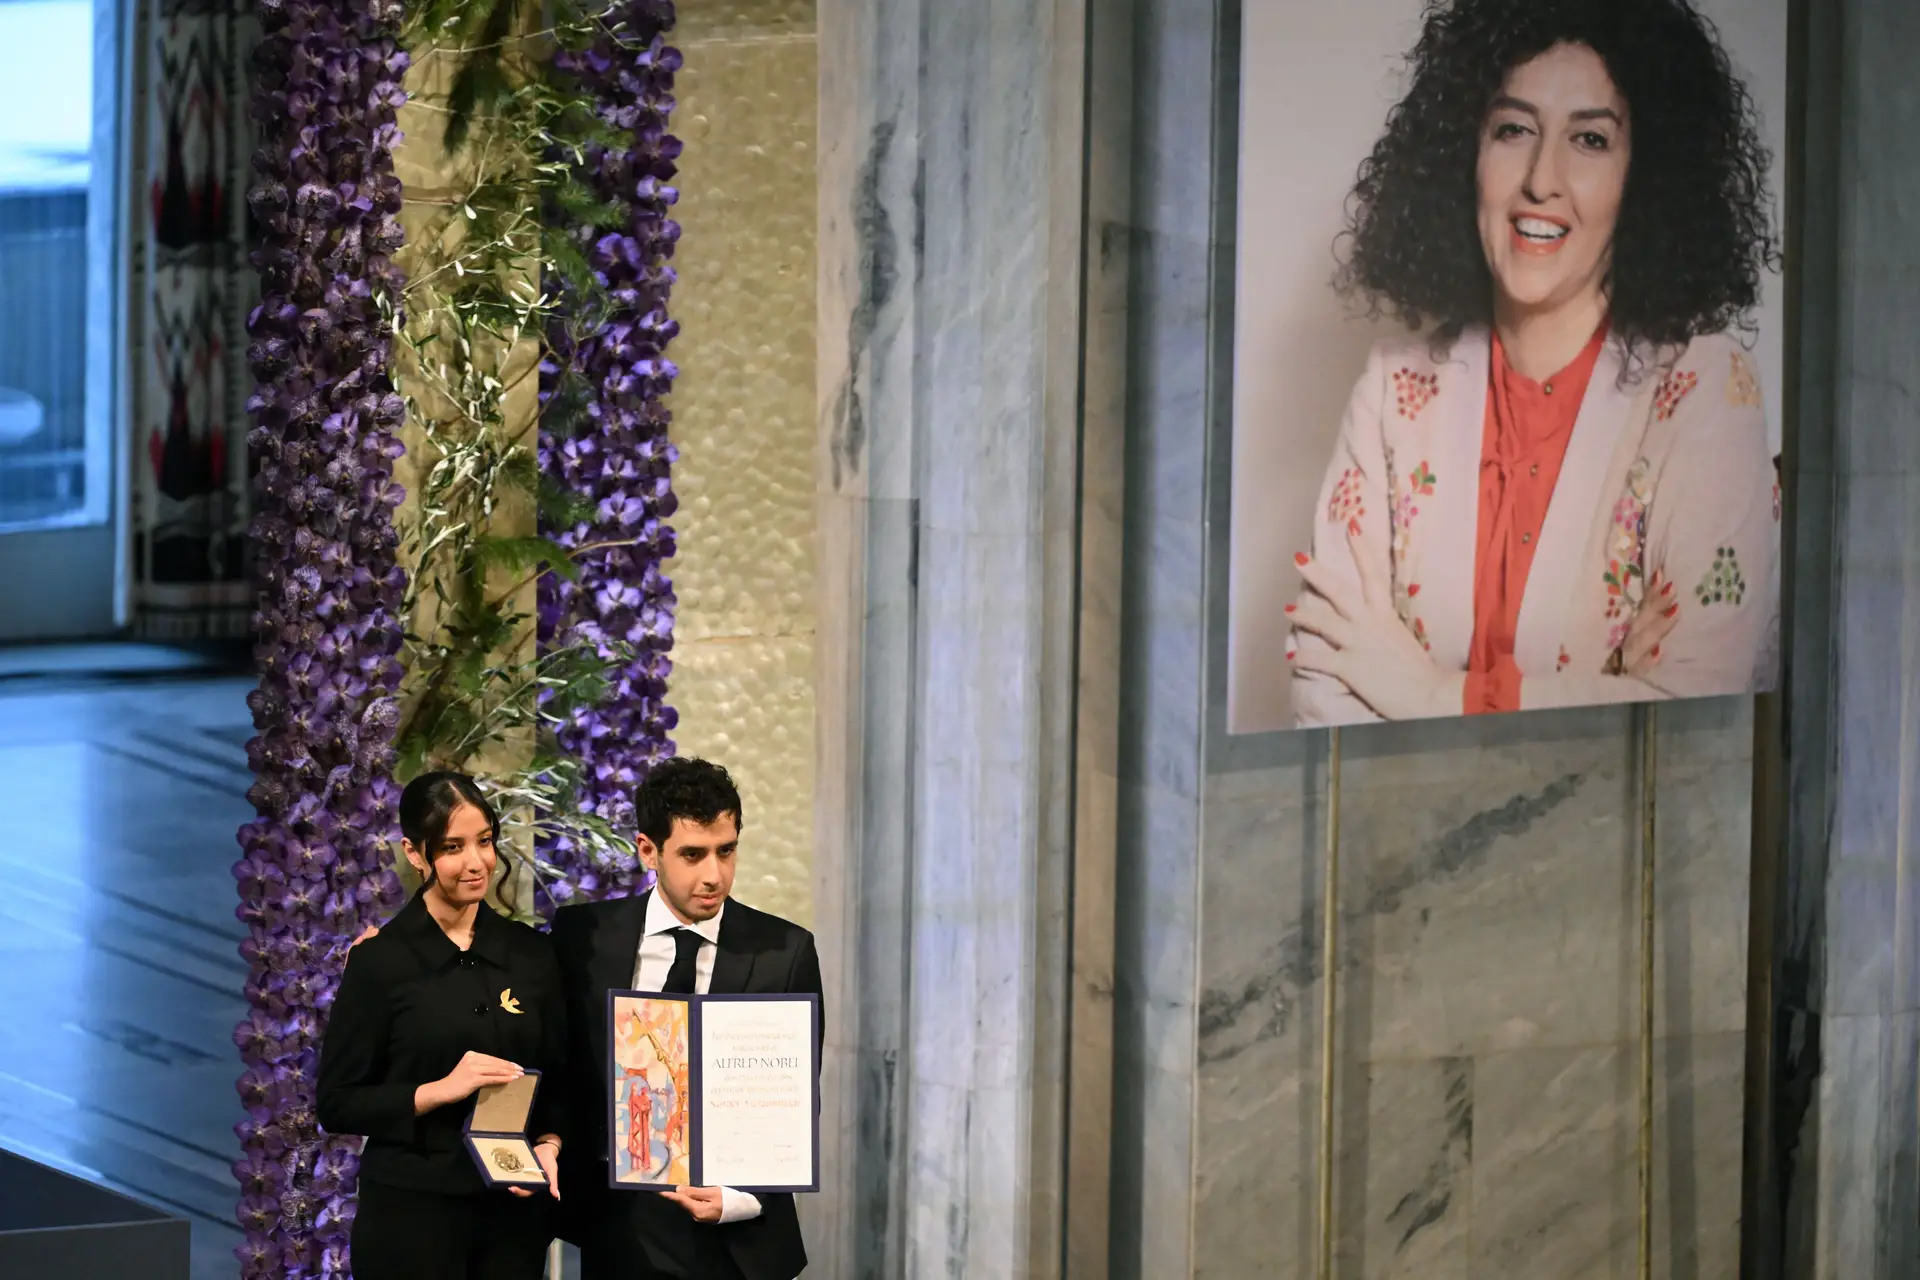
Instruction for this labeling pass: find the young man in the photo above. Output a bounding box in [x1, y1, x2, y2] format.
[550, 757, 822, 1280]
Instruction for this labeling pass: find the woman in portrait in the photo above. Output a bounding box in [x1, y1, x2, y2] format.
[317, 772, 568, 1280]
[1286, 0, 1780, 725]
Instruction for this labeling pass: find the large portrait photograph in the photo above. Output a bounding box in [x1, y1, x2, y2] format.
[1226, 0, 1787, 734]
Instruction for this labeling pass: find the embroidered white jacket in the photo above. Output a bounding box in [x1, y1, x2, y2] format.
[1290, 326, 1780, 727]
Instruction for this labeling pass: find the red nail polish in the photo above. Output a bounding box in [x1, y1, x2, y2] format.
[1284, 604, 1296, 614]
[1286, 648, 1297, 662]
[1651, 645, 1662, 661]
[1295, 552, 1310, 567]
[1663, 604, 1678, 618]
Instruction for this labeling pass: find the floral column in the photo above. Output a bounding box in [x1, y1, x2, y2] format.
[231, 1, 411, 1275]
[536, 1, 686, 911]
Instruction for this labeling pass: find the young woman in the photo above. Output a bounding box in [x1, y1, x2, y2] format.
[317, 772, 568, 1280]
[1287, 0, 1781, 725]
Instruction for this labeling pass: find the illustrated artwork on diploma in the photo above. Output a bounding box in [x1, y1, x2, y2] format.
[610, 993, 691, 1188]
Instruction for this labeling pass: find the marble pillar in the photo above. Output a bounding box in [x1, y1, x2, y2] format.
[1062, 0, 1136, 1273]
[1749, 2, 1920, 1275]
[812, 0, 1088, 1275]
[1102, 0, 1214, 1274]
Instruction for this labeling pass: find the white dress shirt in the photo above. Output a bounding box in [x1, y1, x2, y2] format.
[632, 892, 761, 1225]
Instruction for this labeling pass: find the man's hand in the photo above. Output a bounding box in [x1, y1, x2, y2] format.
[661, 1185, 724, 1223]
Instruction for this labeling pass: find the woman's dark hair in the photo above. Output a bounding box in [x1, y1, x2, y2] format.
[1334, 0, 1779, 352]
[634, 757, 744, 850]
[398, 771, 499, 857]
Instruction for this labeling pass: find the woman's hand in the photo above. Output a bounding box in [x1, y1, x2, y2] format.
[511, 1136, 562, 1199]
[415, 1052, 523, 1113]
[1287, 536, 1464, 721]
[1622, 572, 1679, 670]
[662, 1186, 725, 1223]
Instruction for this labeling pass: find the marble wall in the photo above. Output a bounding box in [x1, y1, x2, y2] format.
[1750, 1, 1920, 1275]
[667, 0, 819, 927]
[810, 1, 1920, 1276]
[1103, 2, 1759, 1277]
[1099, 0, 1210, 1273]
[812, 0, 1088, 1274]
[1191, 704, 1753, 1279]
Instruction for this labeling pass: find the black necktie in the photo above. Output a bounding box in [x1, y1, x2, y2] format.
[661, 928, 702, 995]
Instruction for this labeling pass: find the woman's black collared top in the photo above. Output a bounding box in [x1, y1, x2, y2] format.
[317, 889, 568, 1194]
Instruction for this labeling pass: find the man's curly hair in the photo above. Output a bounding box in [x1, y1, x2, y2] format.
[1334, 0, 1779, 353]
[635, 756, 744, 850]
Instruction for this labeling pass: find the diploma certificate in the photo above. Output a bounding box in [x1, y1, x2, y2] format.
[607, 991, 820, 1194]
[695, 995, 819, 1191]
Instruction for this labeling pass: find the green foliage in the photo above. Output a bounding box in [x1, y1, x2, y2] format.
[474, 534, 584, 583]
[390, 0, 635, 922]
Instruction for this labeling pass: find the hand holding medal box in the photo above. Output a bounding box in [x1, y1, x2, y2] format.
[462, 1070, 550, 1189]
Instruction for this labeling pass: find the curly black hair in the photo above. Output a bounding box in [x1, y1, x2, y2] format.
[1334, 0, 1779, 352]
[634, 756, 745, 850]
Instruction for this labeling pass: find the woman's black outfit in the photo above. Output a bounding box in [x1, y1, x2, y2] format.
[317, 889, 569, 1280]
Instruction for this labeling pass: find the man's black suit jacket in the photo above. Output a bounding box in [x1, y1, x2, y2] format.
[549, 891, 823, 1280]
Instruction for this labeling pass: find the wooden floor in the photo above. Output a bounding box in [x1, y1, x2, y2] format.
[0, 672, 254, 1279]
[0, 666, 588, 1279]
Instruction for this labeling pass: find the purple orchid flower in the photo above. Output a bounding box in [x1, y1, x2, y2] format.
[233, 2, 413, 1274]
[534, 1, 685, 915]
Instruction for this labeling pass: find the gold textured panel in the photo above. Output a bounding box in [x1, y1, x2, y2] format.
[668, 24, 819, 925]
[678, 0, 815, 41]
[671, 634, 816, 927]
[671, 38, 817, 645]
[389, 40, 548, 902]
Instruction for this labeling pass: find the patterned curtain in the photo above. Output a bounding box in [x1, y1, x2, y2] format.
[126, 0, 256, 639]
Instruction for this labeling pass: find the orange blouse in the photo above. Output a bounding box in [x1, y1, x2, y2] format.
[1463, 324, 1609, 714]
